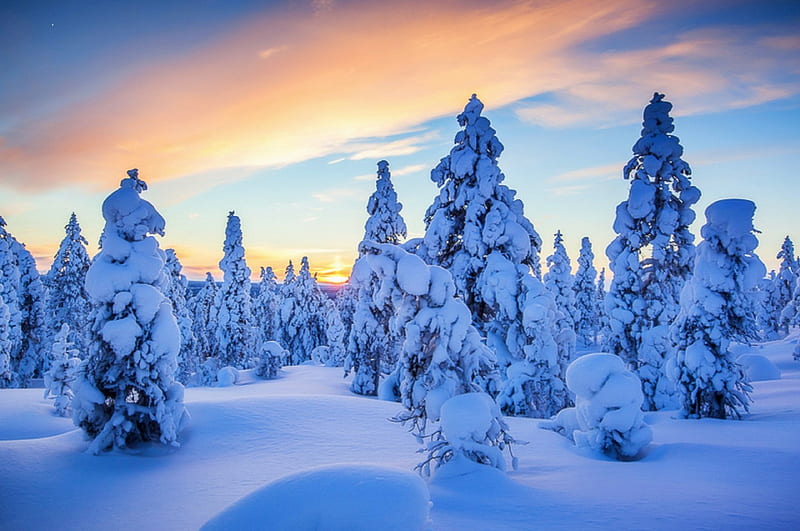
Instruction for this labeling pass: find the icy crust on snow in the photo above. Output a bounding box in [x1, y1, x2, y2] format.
[549, 353, 652, 460]
[73, 170, 187, 454]
[202, 464, 431, 531]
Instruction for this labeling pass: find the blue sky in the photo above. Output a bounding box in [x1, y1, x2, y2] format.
[1, 0, 798, 281]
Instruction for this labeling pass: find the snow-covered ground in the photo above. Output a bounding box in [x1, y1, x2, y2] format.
[1, 336, 799, 530]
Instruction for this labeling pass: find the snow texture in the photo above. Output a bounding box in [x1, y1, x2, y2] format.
[73, 169, 188, 454]
[670, 199, 766, 419]
[736, 354, 781, 382]
[203, 464, 430, 531]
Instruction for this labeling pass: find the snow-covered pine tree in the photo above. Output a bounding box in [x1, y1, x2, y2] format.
[45, 213, 92, 360]
[189, 272, 218, 385]
[211, 211, 254, 369]
[359, 241, 499, 440]
[44, 323, 81, 416]
[573, 237, 598, 348]
[72, 169, 187, 454]
[781, 276, 800, 335]
[0, 218, 22, 386]
[418, 94, 546, 377]
[775, 236, 798, 335]
[335, 280, 357, 355]
[346, 160, 407, 395]
[496, 273, 568, 418]
[11, 239, 47, 384]
[595, 267, 607, 345]
[280, 257, 327, 365]
[253, 266, 280, 350]
[0, 276, 14, 388]
[605, 93, 700, 411]
[323, 298, 346, 367]
[164, 249, 196, 384]
[669, 199, 765, 419]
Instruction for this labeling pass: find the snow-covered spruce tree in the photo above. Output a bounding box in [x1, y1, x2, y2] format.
[573, 237, 599, 347]
[544, 232, 578, 370]
[11, 239, 47, 384]
[164, 249, 196, 384]
[253, 266, 280, 348]
[359, 241, 510, 473]
[45, 213, 92, 359]
[595, 268, 608, 345]
[274, 260, 295, 353]
[322, 298, 346, 367]
[280, 257, 328, 365]
[775, 236, 798, 335]
[0, 219, 22, 386]
[496, 273, 568, 418]
[72, 169, 187, 454]
[0, 277, 14, 388]
[189, 272, 219, 385]
[780, 276, 800, 336]
[335, 281, 357, 353]
[418, 95, 544, 370]
[605, 93, 700, 411]
[44, 323, 81, 417]
[669, 199, 765, 419]
[211, 211, 254, 370]
[346, 160, 407, 395]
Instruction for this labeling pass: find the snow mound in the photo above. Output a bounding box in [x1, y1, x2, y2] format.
[216, 366, 239, 387]
[737, 354, 781, 382]
[202, 464, 431, 531]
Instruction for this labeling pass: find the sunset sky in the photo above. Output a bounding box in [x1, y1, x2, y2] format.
[1, 0, 798, 282]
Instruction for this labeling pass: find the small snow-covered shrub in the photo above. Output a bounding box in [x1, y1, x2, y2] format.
[736, 354, 780, 382]
[44, 324, 81, 416]
[202, 464, 430, 531]
[420, 392, 517, 476]
[216, 366, 239, 387]
[549, 353, 652, 460]
[257, 341, 286, 379]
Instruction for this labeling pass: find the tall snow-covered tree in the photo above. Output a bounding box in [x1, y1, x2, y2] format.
[164, 249, 196, 383]
[189, 272, 218, 384]
[573, 237, 598, 347]
[669, 199, 765, 419]
[253, 266, 280, 349]
[360, 241, 498, 438]
[11, 240, 47, 384]
[211, 211, 254, 369]
[346, 160, 407, 395]
[605, 93, 700, 411]
[775, 236, 798, 334]
[595, 268, 608, 345]
[45, 213, 92, 359]
[274, 260, 295, 354]
[0, 277, 14, 388]
[545, 231, 577, 329]
[323, 298, 346, 367]
[780, 276, 800, 335]
[72, 169, 187, 454]
[280, 257, 327, 365]
[0, 218, 22, 385]
[418, 94, 545, 373]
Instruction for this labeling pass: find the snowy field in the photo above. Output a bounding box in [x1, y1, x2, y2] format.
[1, 335, 799, 531]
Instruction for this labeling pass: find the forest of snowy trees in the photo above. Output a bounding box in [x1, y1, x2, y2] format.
[1, 93, 798, 461]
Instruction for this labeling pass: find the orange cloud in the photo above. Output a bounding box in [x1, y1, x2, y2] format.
[1, 0, 659, 192]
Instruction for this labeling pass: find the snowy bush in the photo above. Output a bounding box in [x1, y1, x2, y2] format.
[736, 354, 780, 382]
[216, 366, 239, 387]
[72, 169, 188, 454]
[43, 324, 81, 416]
[548, 353, 652, 460]
[420, 392, 517, 476]
[670, 199, 765, 419]
[202, 464, 431, 531]
[256, 341, 285, 379]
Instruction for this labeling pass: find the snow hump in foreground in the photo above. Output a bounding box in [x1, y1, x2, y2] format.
[202, 464, 431, 531]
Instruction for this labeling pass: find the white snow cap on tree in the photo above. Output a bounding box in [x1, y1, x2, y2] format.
[73, 169, 188, 454]
[669, 199, 766, 419]
[548, 353, 652, 460]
